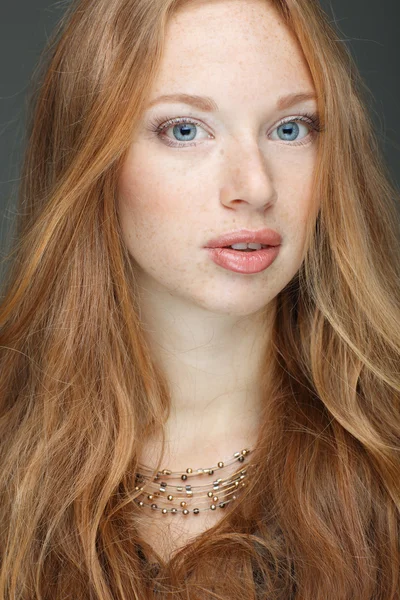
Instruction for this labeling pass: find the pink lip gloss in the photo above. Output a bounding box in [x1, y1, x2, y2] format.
[205, 246, 281, 274]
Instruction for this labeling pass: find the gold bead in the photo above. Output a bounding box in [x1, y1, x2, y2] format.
[148, 494, 153, 500]
[183, 509, 189, 515]
[207, 491, 213, 497]
[139, 501, 144, 507]
[213, 496, 218, 502]
[186, 468, 192, 473]
[180, 501, 186, 507]
[217, 461, 224, 468]
[167, 495, 173, 501]
[210, 504, 216, 510]
[162, 508, 168, 514]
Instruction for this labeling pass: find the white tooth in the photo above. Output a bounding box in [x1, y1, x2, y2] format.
[230, 242, 263, 250]
[230, 243, 249, 250]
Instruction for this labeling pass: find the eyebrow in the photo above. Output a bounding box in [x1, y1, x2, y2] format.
[146, 91, 317, 112]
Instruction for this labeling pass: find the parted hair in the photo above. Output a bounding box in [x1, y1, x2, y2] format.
[0, 0, 399, 598]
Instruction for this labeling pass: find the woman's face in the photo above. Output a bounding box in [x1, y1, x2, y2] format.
[117, 0, 320, 317]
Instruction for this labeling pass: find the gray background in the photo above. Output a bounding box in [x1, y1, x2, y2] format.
[1, 0, 399, 267]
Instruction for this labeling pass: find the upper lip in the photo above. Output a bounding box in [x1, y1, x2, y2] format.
[205, 228, 282, 248]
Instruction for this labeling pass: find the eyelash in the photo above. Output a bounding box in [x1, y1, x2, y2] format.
[147, 112, 322, 148]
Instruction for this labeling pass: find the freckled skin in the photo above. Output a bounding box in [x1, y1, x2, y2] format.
[118, 0, 318, 314]
[117, 0, 319, 468]
[117, 0, 321, 556]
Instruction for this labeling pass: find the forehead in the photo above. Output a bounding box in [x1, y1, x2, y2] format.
[150, 0, 314, 105]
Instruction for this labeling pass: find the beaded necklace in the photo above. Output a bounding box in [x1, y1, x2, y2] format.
[134, 447, 254, 515]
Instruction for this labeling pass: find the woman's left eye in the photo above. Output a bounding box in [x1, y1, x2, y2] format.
[148, 113, 321, 148]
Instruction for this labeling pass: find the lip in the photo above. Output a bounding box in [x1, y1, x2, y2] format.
[206, 246, 281, 274]
[204, 228, 282, 248]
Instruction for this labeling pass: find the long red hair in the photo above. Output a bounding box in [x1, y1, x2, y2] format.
[1, 0, 399, 597]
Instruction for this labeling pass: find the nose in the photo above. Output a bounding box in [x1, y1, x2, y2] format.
[220, 139, 277, 211]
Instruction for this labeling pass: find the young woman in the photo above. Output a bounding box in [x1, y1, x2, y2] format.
[0, 0, 399, 598]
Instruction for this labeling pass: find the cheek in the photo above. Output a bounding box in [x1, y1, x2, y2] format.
[118, 165, 162, 221]
[117, 152, 190, 225]
[276, 152, 316, 211]
[116, 159, 190, 261]
[275, 164, 317, 254]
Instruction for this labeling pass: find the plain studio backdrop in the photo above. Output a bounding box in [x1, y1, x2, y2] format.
[0, 0, 399, 281]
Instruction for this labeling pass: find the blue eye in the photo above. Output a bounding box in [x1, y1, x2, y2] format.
[171, 123, 198, 142]
[149, 117, 210, 147]
[277, 121, 301, 141]
[148, 113, 321, 148]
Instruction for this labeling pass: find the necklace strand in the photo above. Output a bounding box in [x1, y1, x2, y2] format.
[134, 447, 255, 515]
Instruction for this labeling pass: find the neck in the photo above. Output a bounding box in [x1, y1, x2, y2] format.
[135, 271, 276, 435]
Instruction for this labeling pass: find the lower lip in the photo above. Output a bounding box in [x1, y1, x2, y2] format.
[205, 246, 281, 274]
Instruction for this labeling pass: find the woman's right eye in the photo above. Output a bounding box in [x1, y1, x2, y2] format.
[148, 116, 211, 148]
